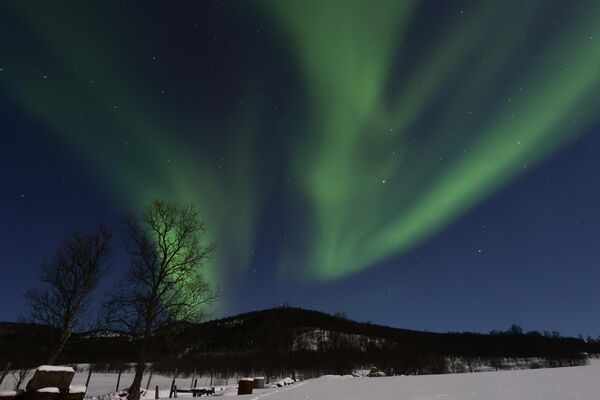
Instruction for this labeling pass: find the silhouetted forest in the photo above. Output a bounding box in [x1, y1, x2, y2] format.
[1, 307, 597, 378]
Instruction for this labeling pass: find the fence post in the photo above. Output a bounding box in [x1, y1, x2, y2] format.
[146, 371, 153, 390]
[193, 378, 197, 389]
[173, 385, 177, 398]
[85, 370, 93, 394]
[168, 378, 175, 398]
[155, 385, 159, 400]
[116, 369, 122, 391]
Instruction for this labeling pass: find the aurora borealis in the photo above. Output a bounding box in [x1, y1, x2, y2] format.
[269, 0, 600, 280]
[2, 0, 600, 335]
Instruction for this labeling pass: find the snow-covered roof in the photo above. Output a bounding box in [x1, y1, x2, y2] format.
[37, 366, 75, 373]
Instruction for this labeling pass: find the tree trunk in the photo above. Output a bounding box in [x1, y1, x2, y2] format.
[47, 329, 71, 364]
[128, 335, 150, 400]
[129, 360, 145, 400]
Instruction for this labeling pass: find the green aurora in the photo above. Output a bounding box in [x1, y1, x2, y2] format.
[267, 0, 600, 280]
[2, 0, 600, 297]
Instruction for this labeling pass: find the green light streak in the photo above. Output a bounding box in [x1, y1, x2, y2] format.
[266, 1, 600, 280]
[2, 1, 600, 289]
[0, 2, 261, 306]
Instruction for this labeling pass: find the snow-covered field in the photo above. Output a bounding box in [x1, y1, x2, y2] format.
[254, 360, 600, 400]
[3, 360, 599, 399]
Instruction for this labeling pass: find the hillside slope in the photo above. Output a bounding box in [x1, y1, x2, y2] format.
[1, 307, 597, 376]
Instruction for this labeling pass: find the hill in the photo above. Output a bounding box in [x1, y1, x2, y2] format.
[1, 307, 598, 377]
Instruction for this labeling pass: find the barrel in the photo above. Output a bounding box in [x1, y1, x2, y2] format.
[237, 379, 254, 395]
[253, 377, 265, 389]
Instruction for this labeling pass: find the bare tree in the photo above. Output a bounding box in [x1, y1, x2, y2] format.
[26, 226, 111, 364]
[105, 200, 217, 400]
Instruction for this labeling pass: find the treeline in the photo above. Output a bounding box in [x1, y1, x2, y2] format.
[148, 310, 591, 378]
[1, 307, 597, 379]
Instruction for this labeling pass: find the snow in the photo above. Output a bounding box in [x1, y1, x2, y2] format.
[80, 331, 132, 340]
[244, 360, 600, 400]
[37, 388, 60, 393]
[293, 329, 384, 351]
[69, 372, 179, 397]
[6, 359, 593, 399]
[37, 366, 75, 373]
[0, 391, 18, 396]
[69, 385, 87, 394]
[273, 377, 295, 387]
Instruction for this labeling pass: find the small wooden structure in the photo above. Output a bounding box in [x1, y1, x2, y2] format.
[253, 377, 265, 389]
[237, 378, 254, 395]
[8, 366, 87, 400]
[26, 367, 75, 393]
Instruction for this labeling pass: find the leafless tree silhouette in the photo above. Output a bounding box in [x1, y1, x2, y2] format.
[105, 200, 217, 400]
[26, 226, 111, 364]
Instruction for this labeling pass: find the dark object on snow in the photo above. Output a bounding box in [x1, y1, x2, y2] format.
[24, 389, 60, 400]
[177, 387, 215, 397]
[59, 393, 83, 400]
[26, 367, 74, 393]
[120, 389, 145, 398]
[237, 379, 254, 395]
[168, 378, 175, 398]
[253, 377, 265, 389]
[367, 367, 386, 377]
[59, 387, 85, 400]
[115, 370, 122, 392]
[24, 386, 84, 400]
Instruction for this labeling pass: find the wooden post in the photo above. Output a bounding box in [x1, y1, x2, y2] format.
[85, 370, 93, 394]
[146, 371, 153, 390]
[155, 385, 159, 400]
[193, 378, 197, 389]
[168, 378, 175, 398]
[190, 374, 194, 388]
[116, 369, 122, 391]
[173, 385, 177, 398]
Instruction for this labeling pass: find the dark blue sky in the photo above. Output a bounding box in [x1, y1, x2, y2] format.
[1, 0, 599, 337]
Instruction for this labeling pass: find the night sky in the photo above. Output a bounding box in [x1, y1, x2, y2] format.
[1, 0, 600, 337]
